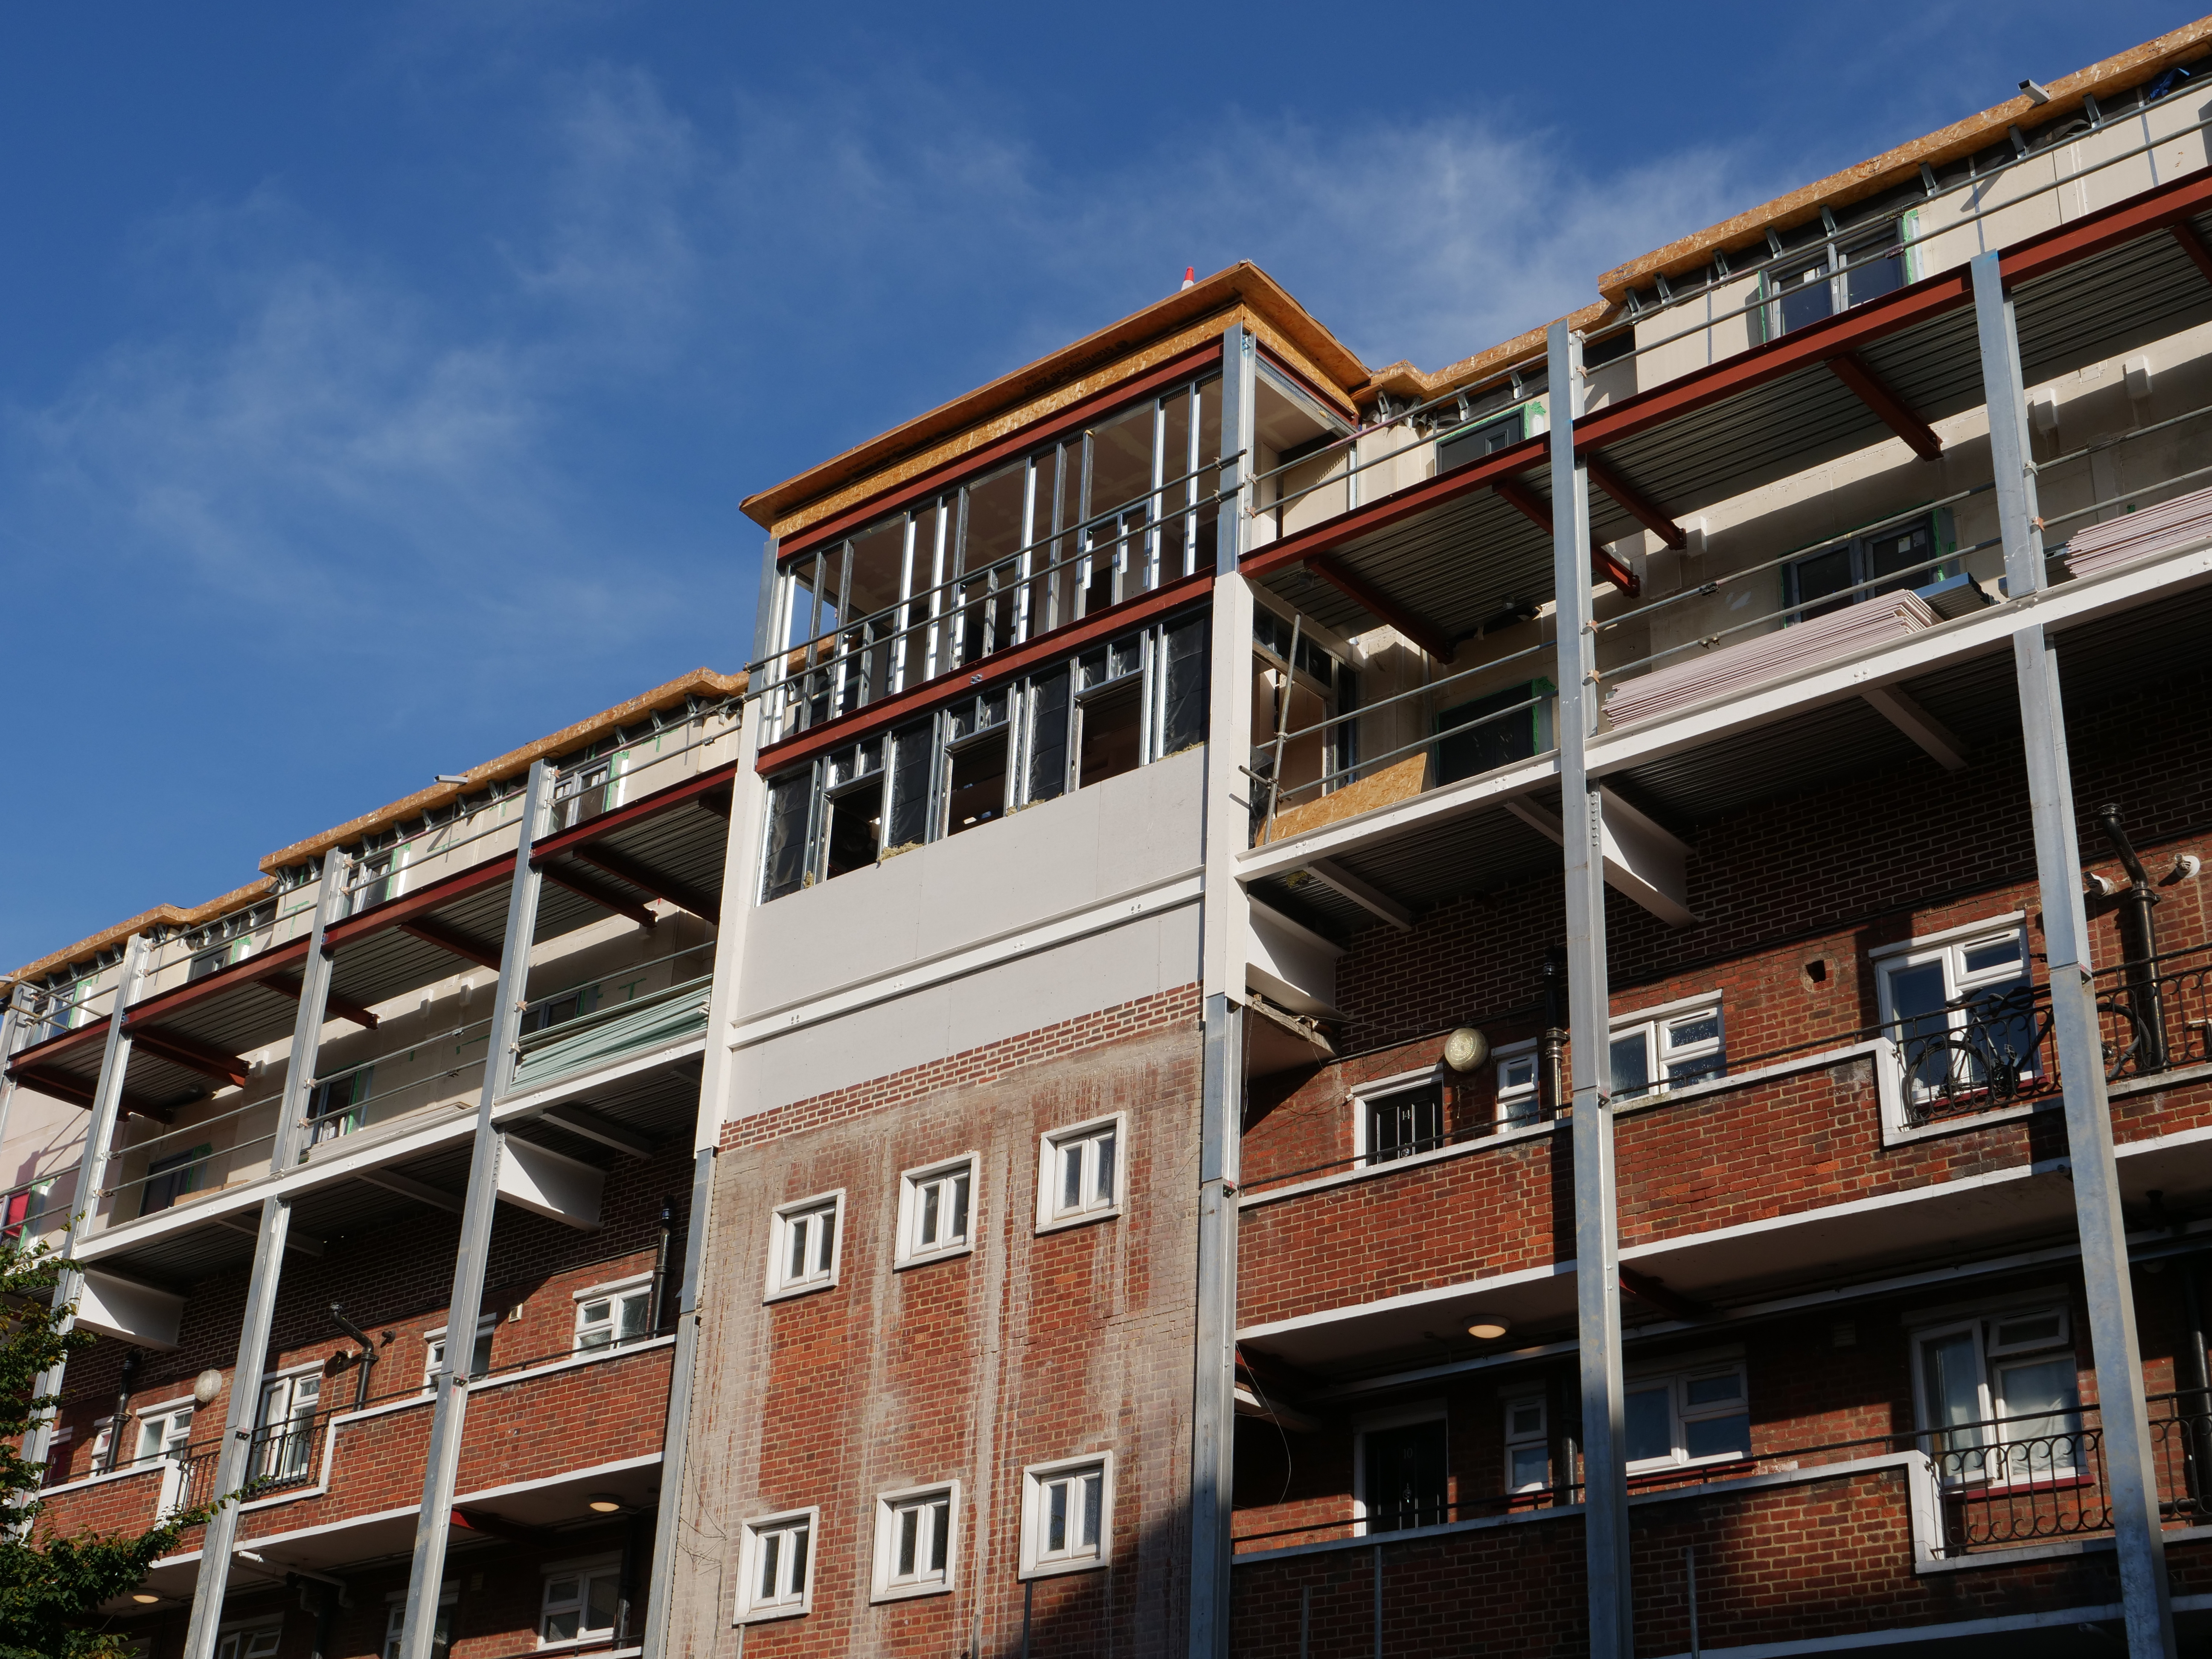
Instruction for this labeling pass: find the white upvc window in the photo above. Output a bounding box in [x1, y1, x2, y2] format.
[423, 1315, 497, 1388]
[214, 1624, 282, 1659]
[736, 1508, 817, 1621]
[1914, 1304, 2081, 1485]
[1875, 917, 2037, 1114]
[1494, 1044, 1540, 1128]
[134, 1398, 195, 1465]
[384, 1589, 455, 1659]
[1019, 1453, 1112, 1577]
[539, 1554, 623, 1647]
[871, 1481, 959, 1600]
[897, 1156, 975, 1266]
[1609, 995, 1726, 1103]
[1037, 1115, 1124, 1231]
[766, 1193, 843, 1299]
[253, 1366, 323, 1484]
[1502, 1394, 1549, 1496]
[574, 1273, 654, 1351]
[1623, 1363, 1750, 1472]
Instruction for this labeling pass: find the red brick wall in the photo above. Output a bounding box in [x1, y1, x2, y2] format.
[674, 982, 1204, 1659]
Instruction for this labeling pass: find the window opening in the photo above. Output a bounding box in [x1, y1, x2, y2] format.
[1075, 635, 1147, 789]
[306, 1068, 372, 1147]
[1024, 1458, 1109, 1572]
[943, 690, 1011, 837]
[1363, 1083, 1444, 1164]
[424, 1316, 496, 1387]
[1609, 1001, 1726, 1103]
[1915, 1306, 2079, 1483]
[1360, 1417, 1448, 1532]
[253, 1370, 322, 1484]
[1503, 1396, 1549, 1495]
[770, 1195, 841, 1295]
[540, 1563, 621, 1646]
[576, 1279, 653, 1350]
[1437, 679, 1552, 787]
[1495, 1048, 1540, 1128]
[902, 1158, 974, 1263]
[1765, 220, 1905, 337]
[822, 736, 886, 878]
[384, 1597, 453, 1659]
[1784, 513, 1948, 621]
[876, 1486, 957, 1596]
[1624, 1366, 1749, 1470]
[741, 1511, 815, 1617]
[140, 1144, 213, 1216]
[1877, 922, 2037, 1117]
[1042, 1119, 1120, 1225]
[215, 1628, 282, 1659]
[1436, 406, 1525, 474]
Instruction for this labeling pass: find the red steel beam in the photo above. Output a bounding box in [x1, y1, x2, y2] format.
[2172, 220, 2212, 287]
[571, 846, 719, 923]
[397, 919, 503, 972]
[262, 971, 381, 1033]
[757, 571, 1211, 774]
[540, 862, 659, 929]
[1825, 352, 1944, 460]
[1491, 479, 1642, 596]
[532, 761, 740, 862]
[128, 1028, 252, 1089]
[1583, 455, 1685, 549]
[1309, 556, 1457, 662]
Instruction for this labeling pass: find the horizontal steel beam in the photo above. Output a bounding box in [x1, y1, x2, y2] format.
[397, 918, 503, 972]
[540, 862, 659, 929]
[571, 845, 718, 923]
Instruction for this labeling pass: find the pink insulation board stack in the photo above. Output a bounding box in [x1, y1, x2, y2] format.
[1602, 591, 1938, 728]
[2061, 483, 2212, 580]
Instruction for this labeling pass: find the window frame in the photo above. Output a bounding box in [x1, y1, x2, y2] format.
[1036, 1114, 1126, 1234]
[383, 1589, 456, 1659]
[735, 1506, 819, 1622]
[1351, 1071, 1447, 1168]
[1910, 1302, 2081, 1488]
[131, 1395, 197, 1466]
[1873, 915, 2036, 1117]
[253, 1362, 326, 1485]
[214, 1622, 283, 1659]
[572, 1272, 655, 1352]
[1621, 1362, 1751, 1474]
[870, 1480, 961, 1601]
[1781, 510, 1949, 623]
[896, 1155, 978, 1269]
[1492, 1042, 1541, 1129]
[1351, 1403, 1450, 1536]
[1018, 1452, 1114, 1579]
[1502, 1393, 1550, 1497]
[765, 1191, 845, 1301]
[422, 1314, 498, 1388]
[537, 1552, 624, 1649]
[1607, 992, 1727, 1105]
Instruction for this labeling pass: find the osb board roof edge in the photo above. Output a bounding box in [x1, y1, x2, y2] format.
[1358, 301, 1619, 406]
[1597, 20, 2212, 299]
[744, 261, 1372, 537]
[1, 667, 745, 992]
[4, 877, 279, 992]
[258, 666, 747, 873]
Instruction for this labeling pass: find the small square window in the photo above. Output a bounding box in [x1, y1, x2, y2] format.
[898, 1156, 976, 1266]
[1494, 1047, 1540, 1128]
[1623, 1364, 1751, 1472]
[766, 1193, 844, 1300]
[1361, 1083, 1443, 1165]
[1503, 1395, 1549, 1496]
[574, 1276, 654, 1351]
[1038, 1117, 1123, 1231]
[383, 1594, 456, 1659]
[423, 1317, 496, 1388]
[538, 1560, 621, 1647]
[215, 1627, 282, 1659]
[1020, 1454, 1112, 1578]
[872, 1482, 959, 1600]
[737, 1509, 817, 1621]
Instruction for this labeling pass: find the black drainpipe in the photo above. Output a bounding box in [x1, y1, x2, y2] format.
[1540, 951, 1568, 1120]
[2184, 1258, 2212, 1516]
[649, 1197, 675, 1335]
[2097, 803, 2168, 1074]
[105, 1348, 143, 1473]
[331, 1304, 380, 1411]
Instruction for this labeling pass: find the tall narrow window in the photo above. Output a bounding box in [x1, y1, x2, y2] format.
[253, 1370, 322, 1485]
[1876, 921, 2037, 1121]
[885, 717, 937, 854]
[768, 1194, 843, 1298]
[899, 1157, 975, 1266]
[1359, 1417, 1448, 1532]
[738, 1511, 816, 1620]
[1039, 1118, 1122, 1229]
[1503, 1396, 1549, 1495]
[873, 1484, 959, 1599]
[1020, 1455, 1111, 1576]
[305, 1068, 371, 1147]
[760, 768, 813, 902]
[822, 736, 886, 878]
[943, 691, 1010, 837]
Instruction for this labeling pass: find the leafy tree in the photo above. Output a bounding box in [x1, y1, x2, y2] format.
[0, 1237, 227, 1659]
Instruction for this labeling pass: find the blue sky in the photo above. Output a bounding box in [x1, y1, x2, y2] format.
[0, 1, 2194, 969]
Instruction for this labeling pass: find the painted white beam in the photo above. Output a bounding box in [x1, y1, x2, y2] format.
[536, 1102, 656, 1158]
[1245, 899, 1346, 1022]
[1505, 788, 1698, 928]
[356, 1169, 465, 1214]
[495, 1134, 603, 1230]
[76, 1269, 186, 1350]
[1301, 857, 1413, 931]
[1862, 685, 1971, 771]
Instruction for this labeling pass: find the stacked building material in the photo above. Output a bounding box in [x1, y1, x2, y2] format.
[2061, 483, 2212, 580]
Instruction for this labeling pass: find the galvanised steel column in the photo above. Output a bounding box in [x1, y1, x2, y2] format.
[183, 846, 349, 1659]
[638, 697, 758, 1659]
[0, 995, 28, 1165]
[1973, 250, 2174, 1659]
[1189, 322, 1256, 1659]
[399, 759, 551, 1659]
[1547, 320, 1630, 1659]
[21, 934, 151, 1481]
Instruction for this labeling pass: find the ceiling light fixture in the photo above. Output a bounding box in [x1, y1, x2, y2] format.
[586, 1492, 623, 1514]
[1465, 1314, 1513, 1341]
[131, 1592, 160, 1605]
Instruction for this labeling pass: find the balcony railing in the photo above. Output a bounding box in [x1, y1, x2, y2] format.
[1234, 1392, 2212, 1563]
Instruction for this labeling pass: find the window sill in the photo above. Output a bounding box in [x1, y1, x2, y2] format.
[763, 1276, 839, 1305]
[1018, 1554, 1109, 1581]
[870, 1578, 954, 1603]
[530, 1637, 639, 1656]
[734, 1604, 809, 1626]
[894, 1243, 975, 1273]
[1035, 1206, 1121, 1237]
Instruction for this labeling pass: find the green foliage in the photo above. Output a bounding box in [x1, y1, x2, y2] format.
[0, 1236, 227, 1659]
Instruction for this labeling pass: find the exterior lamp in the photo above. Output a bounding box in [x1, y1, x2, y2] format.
[586, 1493, 623, 1513]
[1465, 1315, 1513, 1341]
[131, 1593, 160, 1604]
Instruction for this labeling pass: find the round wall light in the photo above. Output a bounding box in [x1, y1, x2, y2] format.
[1465, 1314, 1513, 1342]
[1443, 1027, 1490, 1073]
[192, 1369, 224, 1405]
[131, 1592, 160, 1605]
[585, 1493, 623, 1514]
